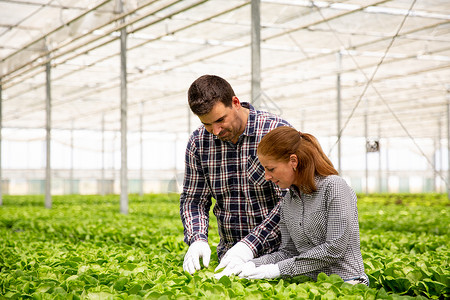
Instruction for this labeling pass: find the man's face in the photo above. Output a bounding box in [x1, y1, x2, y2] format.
[198, 97, 245, 143]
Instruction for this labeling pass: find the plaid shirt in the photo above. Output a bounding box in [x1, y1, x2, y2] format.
[252, 175, 368, 285]
[180, 102, 291, 259]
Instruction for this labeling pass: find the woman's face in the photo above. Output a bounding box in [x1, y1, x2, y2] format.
[258, 154, 297, 189]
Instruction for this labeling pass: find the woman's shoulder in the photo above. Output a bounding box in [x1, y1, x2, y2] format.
[319, 175, 356, 200]
[316, 174, 343, 185]
[322, 174, 346, 183]
[317, 175, 352, 192]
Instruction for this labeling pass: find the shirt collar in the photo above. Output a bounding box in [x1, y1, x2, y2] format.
[241, 102, 256, 136]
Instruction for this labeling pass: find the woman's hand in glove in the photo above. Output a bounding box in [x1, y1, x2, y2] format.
[238, 262, 280, 279]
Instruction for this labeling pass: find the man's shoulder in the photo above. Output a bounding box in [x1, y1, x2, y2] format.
[243, 102, 290, 132]
[190, 124, 206, 137]
[252, 109, 291, 133]
[188, 125, 213, 147]
[253, 106, 290, 122]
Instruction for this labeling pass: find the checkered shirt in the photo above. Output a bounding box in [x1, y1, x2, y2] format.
[180, 102, 291, 259]
[252, 175, 368, 285]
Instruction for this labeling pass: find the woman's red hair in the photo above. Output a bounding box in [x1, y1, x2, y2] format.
[257, 126, 338, 193]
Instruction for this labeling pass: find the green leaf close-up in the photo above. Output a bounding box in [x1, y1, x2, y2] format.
[0, 193, 448, 299]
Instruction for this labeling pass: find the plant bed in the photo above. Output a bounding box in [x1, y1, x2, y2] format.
[0, 193, 448, 299]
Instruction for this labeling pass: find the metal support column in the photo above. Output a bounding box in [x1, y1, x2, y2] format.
[385, 138, 390, 192]
[364, 100, 368, 195]
[336, 52, 342, 174]
[112, 132, 116, 188]
[447, 91, 450, 200]
[378, 125, 382, 193]
[187, 106, 191, 135]
[101, 114, 105, 195]
[139, 103, 144, 198]
[434, 119, 440, 192]
[45, 59, 52, 209]
[0, 80, 2, 206]
[118, 0, 128, 214]
[438, 118, 442, 193]
[251, 0, 261, 104]
[301, 110, 305, 132]
[70, 121, 74, 194]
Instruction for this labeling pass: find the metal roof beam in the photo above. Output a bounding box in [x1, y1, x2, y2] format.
[262, 0, 450, 20]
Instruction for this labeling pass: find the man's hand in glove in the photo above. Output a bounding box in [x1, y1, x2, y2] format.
[239, 262, 280, 279]
[214, 242, 253, 279]
[183, 241, 211, 274]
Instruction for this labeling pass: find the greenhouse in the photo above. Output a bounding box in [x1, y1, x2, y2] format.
[0, 0, 449, 299]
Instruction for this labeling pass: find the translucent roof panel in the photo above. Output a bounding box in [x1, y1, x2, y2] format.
[0, 0, 449, 140]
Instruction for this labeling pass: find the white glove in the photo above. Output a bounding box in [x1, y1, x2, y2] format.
[236, 261, 256, 277]
[239, 263, 280, 279]
[183, 241, 211, 274]
[214, 242, 253, 279]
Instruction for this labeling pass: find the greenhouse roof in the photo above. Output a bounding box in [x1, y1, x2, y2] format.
[0, 0, 449, 141]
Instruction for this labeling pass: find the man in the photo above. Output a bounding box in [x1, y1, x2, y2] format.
[180, 75, 291, 278]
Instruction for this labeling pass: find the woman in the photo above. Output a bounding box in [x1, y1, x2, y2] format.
[238, 126, 369, 286]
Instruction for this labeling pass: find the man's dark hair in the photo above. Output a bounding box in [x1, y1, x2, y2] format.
[188, 75, 235, 115]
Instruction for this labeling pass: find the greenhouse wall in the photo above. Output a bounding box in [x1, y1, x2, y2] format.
[0, 172, 445, 195]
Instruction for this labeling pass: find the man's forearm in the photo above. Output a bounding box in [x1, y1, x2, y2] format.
[180, 194, 211, 245]
[241, 201, 282, 256]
